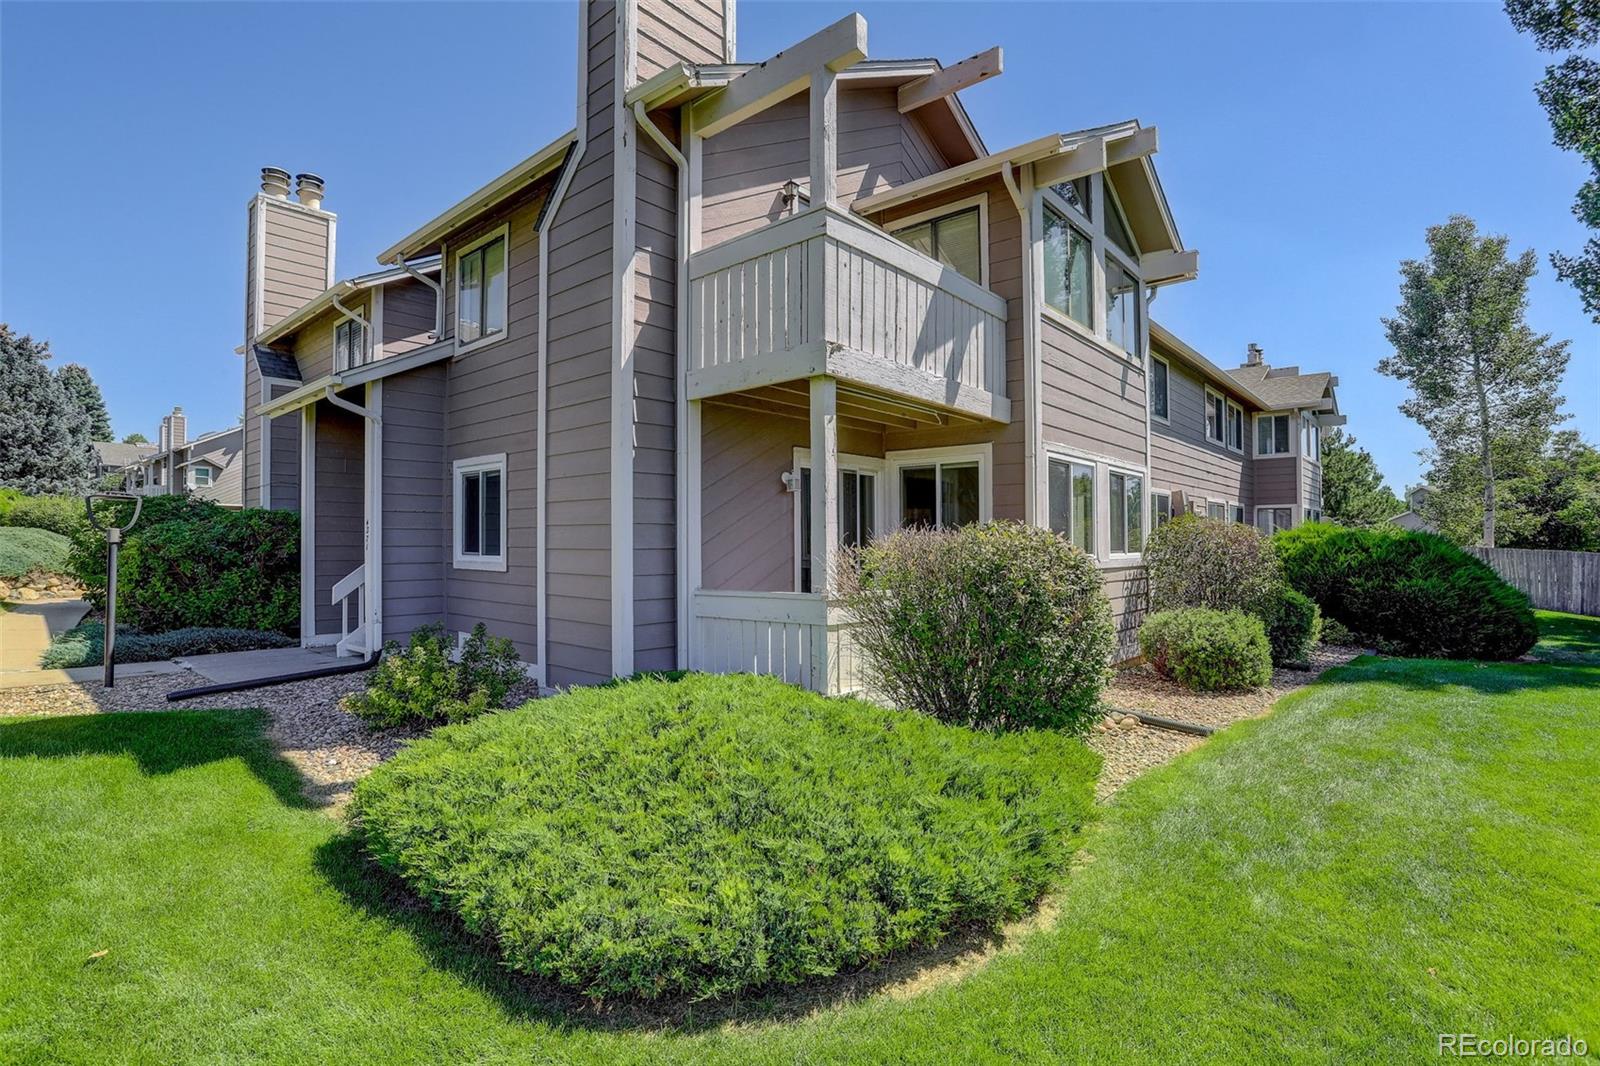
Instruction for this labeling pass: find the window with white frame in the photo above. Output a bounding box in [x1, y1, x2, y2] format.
[1105, 258, 1140, 357]
[795, 458, 879, 594]
[890, 201, 984, 284]
[1231, 503, 1245, 524]
[1257, 413, 1292, 456]
[1149, 353, 1169, 421]
[1307, 507, 1323, 523]
[1047, 456, 1096, 554]
[1227, 400, 1245, 452]
[1043, 205, 1093, 328]
[453, 454, 507, 570]
[1256, 506, 1293, 534]
[335, 317, 367, 371]
[1152, 490, 1172, 529]
[455, 226, 508, 351]
[1205, 387, 1226, 445]
[899, 460, 981, 530]
[1303, 415, 1321, 462]
[190, 464, 213, 488]
[1206, 500, 1226, 521]
[1108, 470, 1144, 555]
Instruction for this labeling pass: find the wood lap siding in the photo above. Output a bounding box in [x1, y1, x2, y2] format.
[242, 356, 261, 505]
[313, 401, 364, 636]
[637, 0, 725, 80]
[260, 203, 330, 330]
[383, 363, 447, 647]
[701, 88, 952, 248]
[1103, 565, 1148, 662]
[1304, 459, 1321, 511]
[1149, 355, 1249, 510]
[1254, 456, 1298, 505]
[382, 279, 438, 358]
[541, 0, 618, 684]
[1040, 316, 1146, 465]
[268, 383, 301, 510]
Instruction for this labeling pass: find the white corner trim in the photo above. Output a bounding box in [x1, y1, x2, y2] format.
[299, 403, 317, 641]
[609, 0, 639, 678]
[366, 380, 384, 652]
[452, 453, 509, 572]
[325, 213, 337, 288]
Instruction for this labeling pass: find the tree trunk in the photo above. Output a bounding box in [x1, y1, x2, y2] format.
[1472, 351, 1496, 547]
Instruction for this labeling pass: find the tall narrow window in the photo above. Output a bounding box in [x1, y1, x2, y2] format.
[1232, 504, 1246, 524]
[1105, 259, 1140, 357]
[1109, 471, 1143, 554]
[1104, 184, 1139, 258]
[1303, 416, 1321, 462]
[1048, 458, 1096, 554]
[1043, 206, 1092, 328]
[893, 205, 982, 284]
[1152, 490, 1172, 529]
[1205, 388, 1226, 444]
[453, 455, 507, 570]
[798, 466, 876, 594]
[1257, 414, 1292, 455]
[1227, 401, 1245, 452]
[1149, 355, 1169, 421]
[335, 318, 366, 371]
[456, 229, 508, 349]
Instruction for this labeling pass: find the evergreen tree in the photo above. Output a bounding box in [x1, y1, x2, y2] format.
[1319, 429, 1405, 526]
[1379, 216, 1572, 545]
[1506, 0, 1600, 320]
[0, 324, 94, 494]
[57, 362, 113, 440]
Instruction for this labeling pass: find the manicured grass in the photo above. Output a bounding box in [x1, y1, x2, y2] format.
[3, 622, 1596, 1062]
[1532, 609, 1600, 665]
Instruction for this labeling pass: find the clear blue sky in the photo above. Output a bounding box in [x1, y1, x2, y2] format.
[2, 1, 1594, 491]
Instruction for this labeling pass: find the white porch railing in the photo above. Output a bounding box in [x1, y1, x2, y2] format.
[690, 589, 866, 696]
[331, 563, 366, 657]
[687, 205, 1010, 423]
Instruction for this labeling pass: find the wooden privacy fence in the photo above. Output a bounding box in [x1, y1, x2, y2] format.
[1464, 547, 1600, 616]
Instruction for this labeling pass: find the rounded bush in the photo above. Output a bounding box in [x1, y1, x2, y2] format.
[837, 521, 1114, 734]
[0, 526, 70, 580]
[352, 673, 1099, 1001]
[343, 623, 525, 727]
[0, 492, 87, 539]
[1274, 523, 1537, 660]
[1143, 514, 1280, 615]
[1139, 608, 1273, 692]
[1258, 584, 1322, 667]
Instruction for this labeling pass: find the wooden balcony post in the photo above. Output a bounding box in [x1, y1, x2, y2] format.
[810, 69, 838, 206]
[809, 375, 839, 595]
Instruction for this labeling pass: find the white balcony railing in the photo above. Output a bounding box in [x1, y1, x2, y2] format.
[687, 205, 1010, 423]
[689, 589, 866, 696]
[331, 563, 366, 657]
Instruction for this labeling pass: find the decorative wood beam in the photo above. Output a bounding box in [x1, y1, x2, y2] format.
[897, 46, 1002, 113]
[1105, 126, 1158, 167]
[1140, 248, 1199, 284]
[692, 13, 867, 139]
[1030, 138, 1106, 187]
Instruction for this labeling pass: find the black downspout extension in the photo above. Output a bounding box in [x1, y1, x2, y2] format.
[165, 649, 382, 703]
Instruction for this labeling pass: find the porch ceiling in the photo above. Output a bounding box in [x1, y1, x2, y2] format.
[704, 380, 986, 433]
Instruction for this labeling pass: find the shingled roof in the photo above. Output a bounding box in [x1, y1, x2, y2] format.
[253, 346, 302, 382]
[1224, 364, 1335, 410]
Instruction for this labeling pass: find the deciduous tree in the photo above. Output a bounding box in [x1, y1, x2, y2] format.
[1379, 216, 1571, 545]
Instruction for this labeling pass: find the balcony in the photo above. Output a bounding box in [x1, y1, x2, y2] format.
[687, 205, 1010, 425]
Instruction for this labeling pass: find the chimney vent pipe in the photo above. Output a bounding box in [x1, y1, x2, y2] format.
[260, 167, 291, 198]
[1245, 343, 1264, 367]
[295, 172, 325, 210]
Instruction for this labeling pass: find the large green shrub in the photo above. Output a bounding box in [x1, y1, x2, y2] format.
[0, 492, 88, 538]
[343, 623, 525, 727]
[38, 622, 294, 669]
[1258, 584, 1322, 667]
[1274, 523, 1538, 660]
[1139, 608, 1273, 692]
[67, 496, 299, 635]
[1143, 514, 1281, 614]
[0, 527, 70, 580]
[837, 521, 1113, 734]
[352, 672, 1099, 1001]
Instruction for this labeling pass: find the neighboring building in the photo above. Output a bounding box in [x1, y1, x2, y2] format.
[1391, 485, 1436, 532]
[125, 406, 243, 507]
[235, 0, 1344, 683]
[92, 440, 157, 483]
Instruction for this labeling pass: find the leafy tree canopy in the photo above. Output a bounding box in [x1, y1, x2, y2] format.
[0, 324, 93, 495]
[1320, 429, 1405, 526]
[122, 432, 149, 445]
[1428, 430, 1600, 549]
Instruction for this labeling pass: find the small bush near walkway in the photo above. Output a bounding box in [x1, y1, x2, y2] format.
[352, 672, 1099, 1002]
[0, 490, 87, 539]
[1258, 584, 1322, 667]
[838, 521, 1113, 734]
[1275, 523, 1537, 660]
[38, 622, 295, 669]
[1140, 608, 1273, 692]
[1144, 514, 1280, 615]
[0, 527, 69, 580]
[343, 623, 525, 727]
[67, 495, 299, 635]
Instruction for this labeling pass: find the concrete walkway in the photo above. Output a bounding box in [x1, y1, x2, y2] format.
[176, 644, 341, 684]
[0, 599, 91, 673]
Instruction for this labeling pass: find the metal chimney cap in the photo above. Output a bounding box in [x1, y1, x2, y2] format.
[294, 172, 325, 209]
[260, 167, 291, 198]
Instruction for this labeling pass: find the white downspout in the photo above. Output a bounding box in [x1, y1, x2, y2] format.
[536, 10, 590, 690]
[329, 292, 371, 369]
[399, 257, 444, 339]
[632, 99, 691, 671]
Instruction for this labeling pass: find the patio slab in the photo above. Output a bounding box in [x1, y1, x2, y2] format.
[176, 644, 344, 685]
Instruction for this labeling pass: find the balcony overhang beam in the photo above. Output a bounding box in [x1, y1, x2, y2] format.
[691, 13, 867, 139]
[897, 47, 1002, 113]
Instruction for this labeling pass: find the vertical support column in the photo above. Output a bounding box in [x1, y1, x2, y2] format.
[810, 69, 838, 206]
[809, 375, 839, 594]
[299, 403, 317, 644]
[365, 381, 384, 654]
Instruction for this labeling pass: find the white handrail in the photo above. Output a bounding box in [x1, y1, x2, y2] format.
[330, 563, 365, 604]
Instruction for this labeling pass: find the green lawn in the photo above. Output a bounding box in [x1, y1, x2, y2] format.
[3, 618, 1598, 1064]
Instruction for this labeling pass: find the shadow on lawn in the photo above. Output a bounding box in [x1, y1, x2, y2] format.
[0, 709, 313, 811]
[1321, 654, 1597, 699]
[312, 830, 1034, 1034]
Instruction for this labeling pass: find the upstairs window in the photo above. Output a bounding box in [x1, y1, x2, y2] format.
[1303, 416, 1321, 462]
[335, 318, 367, 371]
[1051, 178, 1090, 219]
[892, 204, 983, 284]
[1104, 183, 1139, 258]
[1257, 414, 1292, 456]
[190, 465, 213, 488]
[1043, 206, 1093, 328]
[455, 226, 509, 351]
[1048, 457, 1096, 555]
[1149, 354, 1169, 421]
[1205, 388, 1226, 444]
[1227, 401, 1245, 452]
[1105, 259, 1140, 357]
[453, 454, 507, 570]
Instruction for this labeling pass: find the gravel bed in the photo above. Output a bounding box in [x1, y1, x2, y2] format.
[1085, 643, 1366, 801]
[0, 669, 541, 810]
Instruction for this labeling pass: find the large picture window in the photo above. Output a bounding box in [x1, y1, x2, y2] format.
[453, 454, 507, 570]
[1043, 206, 1093, 328]
[455, 226, 508, 351]
[900, 461, 980, 529]
[1047, 457, 1096, 554]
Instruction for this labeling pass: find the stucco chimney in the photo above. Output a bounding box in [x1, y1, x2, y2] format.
[1245, 343, 1265, 367]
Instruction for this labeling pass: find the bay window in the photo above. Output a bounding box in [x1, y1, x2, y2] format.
[1257, 413, 1292, 456]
